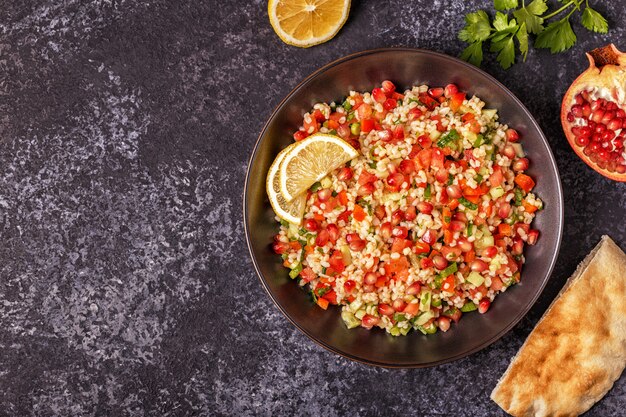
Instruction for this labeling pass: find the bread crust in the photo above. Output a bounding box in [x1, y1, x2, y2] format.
[491, 235, 626, 417]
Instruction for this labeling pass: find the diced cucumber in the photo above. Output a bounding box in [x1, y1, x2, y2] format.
[416, 322, 437, 334]
[414, 310, 435, 325]
[320, 177, 332, 189]
[341, 311, 361, 329]
[310, 182, 322, 192]
[289, 262, 302, 279]
[400, 326, 411, 336]
[461, 301, 478, 312]
[466, 271, 484, 287]
[349, 299, 363, 313]
[431, 297, 442, 308]
[382, 192, 403, 203]
[490, 186, 505, 199]
[479, 166, 489, 176]
[340, 245, 352, 265]
[474, 235, 494, 250]
[511, 143, 525, 157]
[354, 309, 366, 320]
[482, 109, 497, 119]
[393, 313, 407, 322]
[389, 327, 401, 337]
[419, 291, 432, 312]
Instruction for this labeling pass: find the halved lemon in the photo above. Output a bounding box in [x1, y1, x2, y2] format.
[279, 133, 358, 202]
[268, 0, 351, 48]
[266, 144, 307, 224]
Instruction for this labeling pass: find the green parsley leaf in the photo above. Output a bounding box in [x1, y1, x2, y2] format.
[494, 0, 518, 11]
[516, 22, 529, 61]
[459, 11, 492, 43]
[581, 6, 608, 34]
[492, 12, 516, 32]
[491, 35, 516, 69]
[460, 41, 484, 67]
[535, 17, 577, 53]
[513, 0, 547, 34]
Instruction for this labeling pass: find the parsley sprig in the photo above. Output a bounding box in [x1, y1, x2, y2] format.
[459, 0, 609, 69]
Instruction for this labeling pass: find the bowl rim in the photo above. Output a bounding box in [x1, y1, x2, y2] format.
[243, 47, 564, 368]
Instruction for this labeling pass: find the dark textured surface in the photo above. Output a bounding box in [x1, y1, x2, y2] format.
[1, 0, 624, 416]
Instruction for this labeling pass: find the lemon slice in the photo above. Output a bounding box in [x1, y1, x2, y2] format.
[279, 133, 358, 202]
[267, 145, 307, 224]
[268, 0, 351, 48]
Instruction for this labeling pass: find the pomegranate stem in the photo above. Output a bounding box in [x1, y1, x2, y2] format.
[588, 45, 619, 68]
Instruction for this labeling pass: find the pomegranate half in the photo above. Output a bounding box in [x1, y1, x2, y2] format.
[561, 44, 626, 181]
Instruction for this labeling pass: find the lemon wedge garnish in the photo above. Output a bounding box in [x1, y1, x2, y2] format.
[268, 0, 351, 48]
[266, 144, 307, 224]
[279, 133, 358, 202]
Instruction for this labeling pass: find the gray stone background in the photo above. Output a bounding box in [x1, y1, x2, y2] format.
[1, 0, 625, 416]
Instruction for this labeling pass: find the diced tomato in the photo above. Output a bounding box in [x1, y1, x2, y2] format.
[498, 223, 512, 236]
[447, 199, 459, 210]
[489, 165, 504, 187]
[515, 174, 535, 192]
[327, 119, 340, 130]
[353, 204, 366, 221]
[293, 130, 308, 141]
[311, 109, 326, 122]
[337, 190, 348, 206]
[441, 275, 455, 293]
[443, 229, 453, 245]
[316, 298, 329, 310]
[328, 251, 345, 273]
[441, 245, 462, 261]
[443, 307, 462, 323]
[321, 290, 338, 304]
[299, 267, 316, 283]
[357, 103, 373, 120]
[386, 256, 410, 281]
[468, 284, 488, 298]
[358, 119, 373, 136]
[303, 115, 319, 134]
[449, 92, 466, 112]
[393, 125, 405, 140]
[490, 276, 504, 291]
[522, 200, 538, 214]
[461, 112, 475, 123]
[468, 120, 482, 133]
[431, 148, 445, 168]
[358, 171, 378, 185]
[391, 238, 412, 253]
[403, 302, 420, 316]
[375, 275, 388, 288]
[513, 222, 530, 236]
[413, 241, 431, 254]
[383, 98, 397, 111]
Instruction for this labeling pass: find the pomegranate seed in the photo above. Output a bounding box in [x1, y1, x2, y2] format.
[361, 314, 380, 329]
[435, 168, 449, 183]
[272, 241, 290, 254]
[432, 255, 448, 270]
[364, 272, 378, 285]
[392, 226, 408, 239]
[405, 206, 417, 221]
[591, 109, 605, 123]
[417, 201, 434, 214]
[598, 149, 610, 161]
[399, 159, 416, 175]
[363, 284, 375, 293]
[446, 184, 462, 199]
[567, 112, 575, 122]
[391, 209, 404, 225]
[372, 88, 387, 103]
[608, 118, 622, 131]
[450, 220, 466, 232]
[511, 237, 524, 255]
[574, 93, 584, 105]
[617, 164, 626, 174]
[505, 128, 520, 142]
[483, 246, 497, 258]
[498, 202, 511, 219]
[345, 232, 359, 243]
[408, 108, 423, 120]
[617, 109, 626, 118]
[349, 239, 366, 251]
[344, 280, 356, 293]
[502, 144, 516, 159]
[527, 229, 539, 245]
[512, 158, 529, 172]
[304, 219, 319, 232]
[595, 124, 606, 134]
[406, 283, 421, 295]
[453, 211, 468, 222]
[478, 299, 491, 314]
[437, 316, 451, 332]
[580, 126, 592, 137]
[387, 172, 406, 188]
[327, 224, 339, 242]
[582, 103, 591, 117]
[380, 222, 393, 240]
[378, 303, 395, 316]
[428, 87, 444, 98]
[383, 98, 397, 111]
[470, 259, 488, 272]
[570, 105, 583, 117]
[337, 167, 353, 181]
[421, 229, 438, 245]
[444, 83, 458, 98]
[374, 205, 386, 220]
[602, 130, 615, 141]
[590, 100, 602, 111]
[316, 229, 329, 246]
[457, 237, 473, 252]
[571, 126, 583, 136]
[381, 80, 396, 94]
[575, 135, 590, 147]
[317, 188, 332, 202]
[392, 298, 407, 312]
[602, 110, 615, 124]
[417, 134, 432, 148]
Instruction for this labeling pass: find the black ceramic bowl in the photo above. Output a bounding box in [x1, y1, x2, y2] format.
[244, 48, 563, 367]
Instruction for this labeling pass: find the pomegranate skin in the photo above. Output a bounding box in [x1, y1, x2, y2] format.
[560, 44, 626, 182]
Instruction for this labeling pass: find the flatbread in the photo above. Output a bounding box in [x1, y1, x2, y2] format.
[491, 235, 626, 417]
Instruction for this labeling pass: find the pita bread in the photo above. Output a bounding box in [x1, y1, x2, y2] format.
[491, 235, 626, 417]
